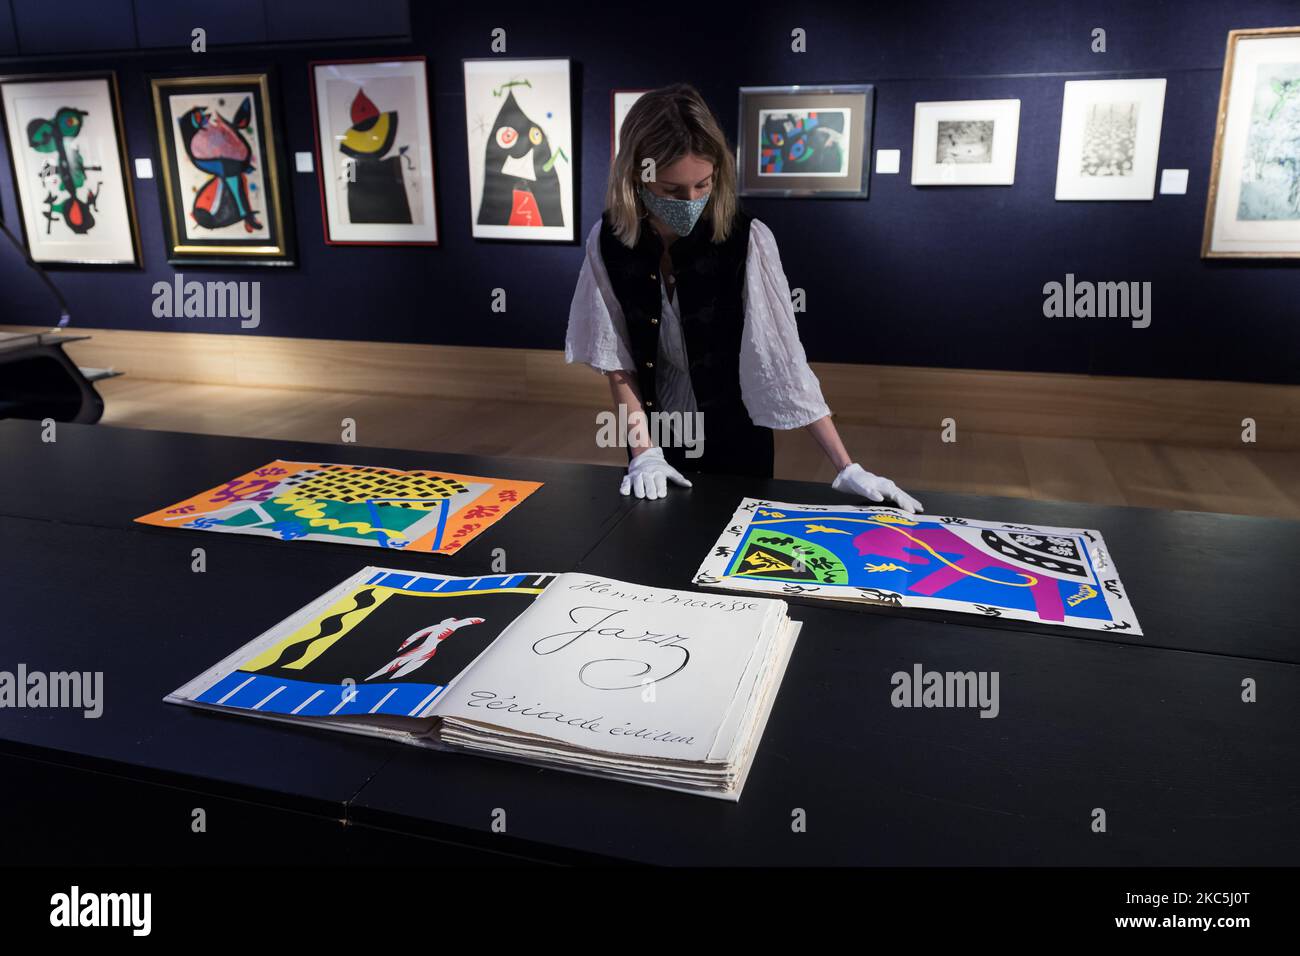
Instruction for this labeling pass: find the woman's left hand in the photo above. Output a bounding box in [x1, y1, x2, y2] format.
[831, 462, 924, 514]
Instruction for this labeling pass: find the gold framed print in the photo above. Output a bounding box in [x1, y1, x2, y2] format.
[1203, 26, 1300, 258]
[150, 72, 294, 265]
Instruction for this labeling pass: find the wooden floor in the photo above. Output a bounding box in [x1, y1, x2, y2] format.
[95, 377, 1300, 519]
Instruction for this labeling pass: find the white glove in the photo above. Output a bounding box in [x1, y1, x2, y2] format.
[831, 462, 923, 514]
[619, 447, 693, 499]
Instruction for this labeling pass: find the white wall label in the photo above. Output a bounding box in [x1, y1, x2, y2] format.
[134, 158, 153, 179]
[875, 149, 901, 175]
[295, 151, 315, 173]
[1159, 168, 1189, 195]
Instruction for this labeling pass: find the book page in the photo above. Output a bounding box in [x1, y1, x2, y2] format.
[432, 573, 785, 763]
[169, 569, 557, 720]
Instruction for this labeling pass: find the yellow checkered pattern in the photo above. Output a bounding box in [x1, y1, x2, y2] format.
[282, 466, 468, 509]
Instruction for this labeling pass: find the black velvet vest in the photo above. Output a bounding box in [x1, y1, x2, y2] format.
[598, 210, 774, 479]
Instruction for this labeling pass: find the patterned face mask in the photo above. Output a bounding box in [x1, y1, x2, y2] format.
[639, 184, 711, 237]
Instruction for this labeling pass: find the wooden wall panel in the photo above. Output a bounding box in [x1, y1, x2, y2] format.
[4, 325, 1294, 449]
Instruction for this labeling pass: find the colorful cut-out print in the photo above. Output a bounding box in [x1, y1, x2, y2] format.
[136, 460, 542, 554]
[694, 498, 1142, 634]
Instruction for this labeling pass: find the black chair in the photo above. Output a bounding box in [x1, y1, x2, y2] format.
[0, 221, 119, 424]
[0, 332, 118, 424]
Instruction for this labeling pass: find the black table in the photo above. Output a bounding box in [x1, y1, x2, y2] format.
[351, 474, 1300, 865]
[0, 419, 634, 573]
[0, 420, 630, 863]
[569, 477, 1300, 664]
[1, 421, 1296, 864]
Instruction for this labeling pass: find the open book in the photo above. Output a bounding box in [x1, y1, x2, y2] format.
[168, 568, 800, 800]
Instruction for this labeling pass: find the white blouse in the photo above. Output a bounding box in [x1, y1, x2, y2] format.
[564, 218, 832, 430]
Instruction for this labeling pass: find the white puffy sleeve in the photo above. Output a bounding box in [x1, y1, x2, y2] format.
[739, 219, 833, 429]
[564, 221, 636, 374]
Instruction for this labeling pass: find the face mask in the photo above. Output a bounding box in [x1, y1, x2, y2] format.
[639, 184, 710, 237]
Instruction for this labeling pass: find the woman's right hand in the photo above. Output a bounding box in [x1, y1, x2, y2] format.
[619, 447, 693, 499]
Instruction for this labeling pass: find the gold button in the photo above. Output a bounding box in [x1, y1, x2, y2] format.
[644, 361, 654, 369]
[650, 317, 659, 325]
[645, 400, 654, 408]
[650, 273, 657, 280]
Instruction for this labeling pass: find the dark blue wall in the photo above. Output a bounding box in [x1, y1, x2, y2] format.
[0, 0, 1297, 384]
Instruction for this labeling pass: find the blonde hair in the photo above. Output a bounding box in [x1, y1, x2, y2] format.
[606, 83, 738, 247]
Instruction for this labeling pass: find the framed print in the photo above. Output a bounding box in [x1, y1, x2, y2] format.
[611, 89, 648, 158]
[0, 72, 140, 266]
[911, 99, 1020, 185]
[1203, 27, 1300, 258]
[149, 72, 294, 265]
[310, 57, 438, 246]
[1054, 78, 1166, 200]
[463, 57, 574, 241]
[737, 84, 873, 198]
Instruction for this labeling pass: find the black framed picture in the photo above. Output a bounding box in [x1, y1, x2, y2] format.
[0, 71, 141, 266]
[737, 84, 875, 198]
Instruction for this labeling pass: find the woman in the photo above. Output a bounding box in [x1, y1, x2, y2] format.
[565, 83, 922, 513]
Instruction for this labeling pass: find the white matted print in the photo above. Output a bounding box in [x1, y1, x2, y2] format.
[1204, 28, 1300, 257]
[0, 74, 139, 265]
[911, 99, 1020, 185]
[612, 89, 646, 158]
[463, 58, 573, 241]
[1055, 78, 1166, 200]
[757, 108, 851, 176]
[310, 58, 438, 245]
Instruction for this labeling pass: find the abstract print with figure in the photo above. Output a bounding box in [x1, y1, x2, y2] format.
[478, 82, 564, 228]
[337, 85, 417, 225]
[136, 460, 542, 555]
[758, 108, 849, 176]
[463, 59, 572, 240]
[192, 572, 551, 719]
[694, 499, 1142, 635]
[26, 103, 102, 236]
[168, 92, 271, 241]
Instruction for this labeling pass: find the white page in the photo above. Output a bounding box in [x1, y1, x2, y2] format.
[433, 573, 785, 763]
